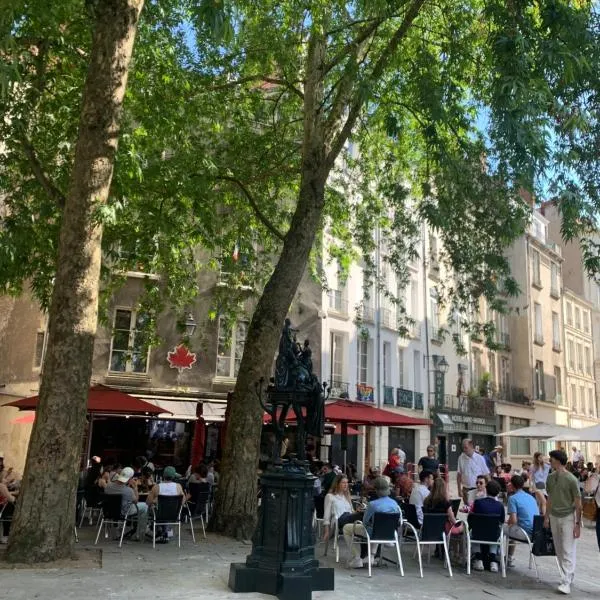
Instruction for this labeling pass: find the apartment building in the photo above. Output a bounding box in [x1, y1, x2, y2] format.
[543, 202, 600, 458]
[496, 210, 569, 461]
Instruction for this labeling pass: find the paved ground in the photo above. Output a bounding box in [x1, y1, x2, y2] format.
[2, 519, 599, 600]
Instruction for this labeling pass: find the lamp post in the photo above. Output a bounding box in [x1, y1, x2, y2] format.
[184, 312, 197, 337]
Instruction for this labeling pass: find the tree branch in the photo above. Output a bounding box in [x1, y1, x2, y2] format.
[207, 75, 304, 100]
[214, 175, 285, 241]
[19, 135, 66, 208]
[326, 0, 428, 167]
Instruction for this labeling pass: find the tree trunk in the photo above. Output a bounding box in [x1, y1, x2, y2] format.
[212, 33, 330, 538]
[6, 0, 144, 563]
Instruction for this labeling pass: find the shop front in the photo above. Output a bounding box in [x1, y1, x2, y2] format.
[432, 399, 497, 470]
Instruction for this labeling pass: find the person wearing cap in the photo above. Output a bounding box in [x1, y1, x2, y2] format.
[489, 445, 504, 469]
[342, 476, 400, 569]
[146, 466, 186, 507]
[362, 466, 381, 494]
[104, 466, 148, 541]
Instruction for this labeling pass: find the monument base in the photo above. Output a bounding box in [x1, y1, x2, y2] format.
[228, 563, 334, 600]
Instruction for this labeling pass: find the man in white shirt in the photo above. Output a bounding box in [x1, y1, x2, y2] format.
[570, 447, 584, 465]
[457, 438, 490, 505]
[409, 470, 434, 525]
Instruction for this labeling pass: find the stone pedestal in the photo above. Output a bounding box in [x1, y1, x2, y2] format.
[228, 461, 334, 600]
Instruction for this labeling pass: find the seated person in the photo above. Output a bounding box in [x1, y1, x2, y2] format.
[322, 475, 363, 543]
[467, 475, 489, 505]
[0, 482, 16, 544]
[499, 464, 512, 483]
[391, 471, 413, 502]
[320, 464, 336, 496]
[342, 476, 400, 569]
[469, 479, 505, 573]
[423, 476, 464, 535]
[146, 466, 187, 542]
[137, 466, 155, 494]
[409, 470, 434, 526]
[104, 466, 148, 541]
[362, 466, 381, 494]
[504, 474, 539, 567]
[188, 463, 210, 485]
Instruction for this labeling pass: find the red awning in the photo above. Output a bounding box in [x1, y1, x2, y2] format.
[6, 384, 168, 416]
[324, 399, 431, 427]
[333, 423, 361, 435]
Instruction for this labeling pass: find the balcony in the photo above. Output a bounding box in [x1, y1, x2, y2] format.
[433, 394, 495, 417]
[400, 322, 421, 340]
[397, 387, 414, 409]
[328, 290, 348, 315]
[499, 332, 511, 350]
[329, 380, 350, 398]
[382, 307, 396, 330]
[546, 241, 562, 256]
[383, 385, 395, 405]
[361, 306, 375, 323]
[431, 328, 443, 344]
[414, 392, 424, 410]
[495, 386, 531, 406]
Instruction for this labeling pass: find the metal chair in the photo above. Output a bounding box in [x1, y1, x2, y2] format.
[150, 495, 185, 548]
[186, 481, 211, 541]
[0, 501, 15, 540]
[79, 487, 104, 527]
[94, 494, 139, 548]
[466, 513, 506, 577]
[313, 495, 325, 539]
[412, 513, 453, 578]
[349, 512, 404, 578]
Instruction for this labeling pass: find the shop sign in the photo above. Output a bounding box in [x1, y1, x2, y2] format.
[167, 343, 197, 373]
[450, 414, 490, 426]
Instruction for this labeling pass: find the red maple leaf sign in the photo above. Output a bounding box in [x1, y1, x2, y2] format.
[167, 344, 197, 372]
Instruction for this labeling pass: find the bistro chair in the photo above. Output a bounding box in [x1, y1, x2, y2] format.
[94, 495, 139, 548]
[466, 513, 506, 577]
[0, 502, 14, 540]
[398, 502, 420, 540]
[349, 512, 404, 578]
[79, 487, 104, 528]
[411, 513, 453, 578]
[150, 494, 186, 548]
[186, 481, 211, 541]
[313, 495, 325, 540]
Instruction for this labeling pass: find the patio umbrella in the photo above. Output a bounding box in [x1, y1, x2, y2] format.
[6, 384, 168, 416]
[496, 423, 579, 439]
[548, 424, 600, 442]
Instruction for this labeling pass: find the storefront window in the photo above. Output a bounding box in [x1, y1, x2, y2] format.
[509, 417, 530, 455]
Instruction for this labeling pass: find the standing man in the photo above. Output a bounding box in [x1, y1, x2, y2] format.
[489, 445, 504, 468]
[457, 438, 490, 505]
[570, 446, 584, 466]
[545, 449, 582, 595]
[418, 445, 440, 475]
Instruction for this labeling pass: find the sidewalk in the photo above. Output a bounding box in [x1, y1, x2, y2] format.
[2, 521, 599, 600]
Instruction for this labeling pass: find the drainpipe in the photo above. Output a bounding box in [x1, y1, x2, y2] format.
[422, 222, 431, 413]
[375, 225, 382, 465]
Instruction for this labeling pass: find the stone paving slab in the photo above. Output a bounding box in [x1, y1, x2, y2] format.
[3, 524, 599, 600]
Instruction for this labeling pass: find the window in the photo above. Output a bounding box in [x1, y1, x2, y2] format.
[577, 343, 583, 372]
[534, 360, 545, 401]
[551, 262, 560, 296]
[413, 350, 421, 392]
[33, 330, 48, 369]
[585, 346, 592, 375]
[570, 383, 577, 411]
[554, 366, 562, 403]
[510, 417, 530, 455]
[575, 307, 581, 331]
[429, 233, 439, 264]
[583, 311, 590, 333]
[383, 342, 391, 386]
[471, 349, 482, 389]
[216, 319, 248, 378]
[534, 303, 543, 344]
[487, 352, 496, 386]
[398, 348, 405, 388]
[330, 332, 345, 385]
[109, 309, 150, 373]
[552, 312, 560, 350]
[588, 388, 596, 417]
[566, 302, 573, 327]
[568, 339, 575, 370]
[430, 289, 440, 339]
[580, 386, 585, 414]
[500, 357, 510, 392]
[357, 338, 369, 385]
[532, 250, 541, 286]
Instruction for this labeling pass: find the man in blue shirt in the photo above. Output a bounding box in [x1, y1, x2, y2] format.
[504, 474, 539, 567]
[343, 476, 400, 569]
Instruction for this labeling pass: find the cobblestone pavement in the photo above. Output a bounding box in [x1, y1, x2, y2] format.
[3, 520, 599, 600]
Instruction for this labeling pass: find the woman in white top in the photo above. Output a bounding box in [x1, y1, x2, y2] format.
[529, 452, 550, 489]
[146, 466, 187, 506]
[322, 474, 357, 542]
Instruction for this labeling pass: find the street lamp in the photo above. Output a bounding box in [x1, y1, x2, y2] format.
[184, 312, 197, 337]
[437, 356, 449, 374]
